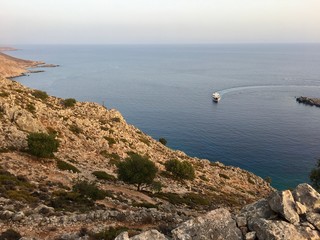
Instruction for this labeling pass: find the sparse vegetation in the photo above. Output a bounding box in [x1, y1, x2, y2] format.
[32, 90, 48, 100]
[104, 136, 117, 146]
[69, 124, 83, 135]
[0, 229, 22, 240]
[117, 153, 158, 191]
[219, 173, 230, 180]
[151, 181, 163, 193]
[0, 168, 37, 203]
[90, 227, 128, 240]
[264, 176, 272, 184]
[139, 136, 150, 146]
[0, 91, 9, 97]
[92, 171, 116, 181]
[100, 150, 121, 165]
[27, 132, 59, 158]
[111, 117, 121, 122]
[73, 181, 107, 200]
[165, 159, 195, 180]
[26, 103, 36, 114]
[56, 159, 80, 173]
[159, 138, 167, 146]
[63, 98, 76, 107]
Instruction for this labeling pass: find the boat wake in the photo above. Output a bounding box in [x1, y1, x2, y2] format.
[218, 84, 320, 97]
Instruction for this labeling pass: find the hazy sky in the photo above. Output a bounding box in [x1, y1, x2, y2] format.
[1, 0, 320, 44]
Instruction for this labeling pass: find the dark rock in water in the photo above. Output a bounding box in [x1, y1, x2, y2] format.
[296, 96, 320, 108]
[38, 64, 60, 68]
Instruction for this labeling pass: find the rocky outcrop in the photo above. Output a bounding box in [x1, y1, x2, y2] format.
[171, 208, 242, 240]
[296, 96, 320, 108]
[114, 184, 320, 240]
[115, 230, 168, 240]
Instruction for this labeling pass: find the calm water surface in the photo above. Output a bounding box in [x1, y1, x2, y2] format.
[11, 44, 320, 190]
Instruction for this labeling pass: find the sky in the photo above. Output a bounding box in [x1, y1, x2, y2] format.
[1, 0, 320, 44]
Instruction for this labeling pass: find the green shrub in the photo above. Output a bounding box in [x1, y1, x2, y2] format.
[63, 98, 76, 108]
[0, 91, 9, 97]
[111, 117, 121, 123]
[92, 171, 116, 181]
[117, 153, 158, 191]
[159, 138, 167, 146]
[139, 136, 150, 146]
[151, 181, 163, 193]
[27, 132, 59, 158]
[219, 173, 230, 180]
[32, 90, 48, 100]
[100, 151, 121, 165]
[264, 176, 272, 184]
[0, 229, 22, 240]
[165, 159, 195, 180]
[72, 181, 106, 200]
[132, 202, 158, 209]
[69, 124, 82, 135]
[26, 103, 36, 114]
[56, 160, 80, 173]
[104, 136, 117, 146]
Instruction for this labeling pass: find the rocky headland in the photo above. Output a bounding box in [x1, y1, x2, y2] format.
[296, 96, 320, 108]
[0, 51, 318, 239]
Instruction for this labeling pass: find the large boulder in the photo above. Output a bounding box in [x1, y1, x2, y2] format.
[268, 190, 299, 224]
[171, 208, 242, 240]
[239, 198, 277, 220]
[292, 184, 320, 211]
[306, 212, 320, 231]
[249, 218, 305, 240]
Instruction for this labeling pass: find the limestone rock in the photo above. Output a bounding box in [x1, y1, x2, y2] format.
[268, 190, 299, 224]
[306, 212, 320, 231]
[249, 218, 305, 240]
[115, 232, 129, 240]
[131, 230, 168, 240]
[295, 201, 307, 215]
[292, 184, 320, 211]
[239, 198, 277, 220]
[172, 208, 242, 240]
[245, 231, 256, 240]
[12, 211, 25, 221]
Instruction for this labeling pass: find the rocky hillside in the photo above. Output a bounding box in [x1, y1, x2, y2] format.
[0, 53, 273, 239]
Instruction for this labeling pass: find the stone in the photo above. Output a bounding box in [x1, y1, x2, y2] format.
[292, 184, 320, 211]
[249, 218, 305, 240]
[268, 190, 299, 224]
[12, 211, 25, 221]
[245, 231, 256, 240]
[239, 198, 277, 220]
[172, 208, 242, 240]
[236, 216, 247, 227]
[130, 230, 168, 240]
[295, 201, 307, 215]
[34, 204, 55, 215]
[306, 212, 320, 231]
[115, 232, 129, 240]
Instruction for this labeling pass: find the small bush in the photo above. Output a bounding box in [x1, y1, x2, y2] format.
[69, 124, 82, 135]
[132, 202, 158, 209]
[50, 191, 94, 212]
[159, 138, 167, 146]
[104, 136, 117, 146]
[26, 103, 36, 114]
[165, 159, 195, 180]
[90, 227, 128, 240]
[73, 181, 106, 200]
[92, 171, 116, 181]
[27, 132, 59, 158]
[100, 151, 121, 165]
[117, 153, 158, 191]
[310, 159, 320, 191]
[0, 229, 22, 240]
[56, 160, 80, 173]
[139, 136, 150, 146]
[32, 90, 48, 100]
[219, 173, 230, 180]
[111, 117, 121, 123]
[0, 91, 9, 97]
[63, 98, 76, 108]
[151, 181, 163, 193]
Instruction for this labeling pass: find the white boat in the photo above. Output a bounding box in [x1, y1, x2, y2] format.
[212, 92, 221, 102]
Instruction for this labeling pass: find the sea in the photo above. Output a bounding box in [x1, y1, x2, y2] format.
[10, 44, 320, 190]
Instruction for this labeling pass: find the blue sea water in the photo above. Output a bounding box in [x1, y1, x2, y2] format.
[10, 44, 320, 190]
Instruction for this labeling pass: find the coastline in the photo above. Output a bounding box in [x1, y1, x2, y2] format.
[296, 96, 320, 108]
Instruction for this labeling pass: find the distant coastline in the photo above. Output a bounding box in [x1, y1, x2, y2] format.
[0, 47, 18, 51]
[296, 96, 320, 108]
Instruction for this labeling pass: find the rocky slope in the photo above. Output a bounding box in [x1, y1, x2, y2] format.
[0, 52, 274, 239]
